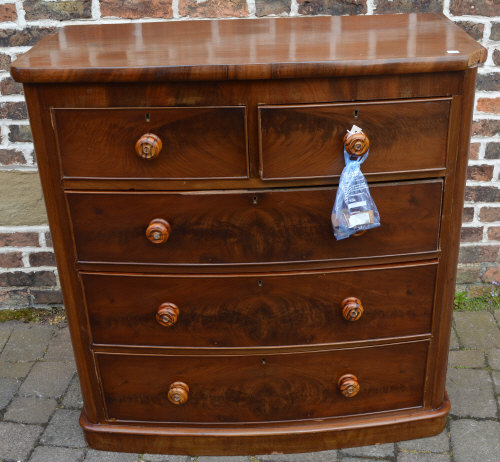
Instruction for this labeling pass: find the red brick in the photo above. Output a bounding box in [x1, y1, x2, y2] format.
[480, 207, 500, 222]
[30, 289, 63, 305]
[0, 149, 25, 165]
[0, 232, 39, 247]
[101, 0, 172, 18]
[179, 0, 247, 17]
[493, 49, 500, 66]
[0, 27, 55, 47]
[476, 73, 500, 92]
[44, 232, 53, 248]
[456, 264, 481, 284]
[467, 285, 491, 297]
[471, 120, 500, 137]
[459, 245, 499, 263]
[298, 0, 367, 14]
[491, 22, 500, 41]
[454, 21, 484, 41]
[24, 0, 91, 20]
[463, 207, 474, 222]
[8, 125, 32, 143]
[485, 143, 500, 159]
[481, 265, 500, 283]
[0, 270, 56, 287]
[0, 53, 11, 71]
[467, 164, 493, 181]
[256, 0, 291, 16]
[450, 0, 499, 16]
[0, 3, 17, 22]
[465, 186, 500, 202]
[0, 252, 23, 268]
[374, 0, 442, 13]
[469, 142, 480, 160]
[0, 289, 29, 307]
[0, 77, 23, 95]
[477, 97, 500, 114]
[0, 102, 28, 120]
[28, 251, 56, 267]
[487, 226, 500, 241]
[461, 226, 483, 242]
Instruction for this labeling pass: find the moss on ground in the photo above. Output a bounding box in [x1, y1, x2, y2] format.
[0, 307, 66, 324]
[454, 283, 500, 311]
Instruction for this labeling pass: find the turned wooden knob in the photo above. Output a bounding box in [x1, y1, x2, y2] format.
[135, 133, 162, 159]
[168, 381, 189, 405]
[344, 131, 369, 156]
[338, 374, 360, 398]
[156, 302, 179, 327]
[341, 297, 364, 322]
[145, 218, 171, 244]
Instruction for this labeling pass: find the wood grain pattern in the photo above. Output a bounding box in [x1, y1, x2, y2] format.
[53, 107, 248, 180]
[97, 341, 428, 423]
[259, 99, 449, 180]
[11, 14, 486, 83]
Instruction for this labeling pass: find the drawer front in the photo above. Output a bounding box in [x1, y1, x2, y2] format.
[259, 99, 450, 180]
[68, 181, 442, 266]
[53, 107, 248, 180]
[97, 341, 428, 423]
[83, 262, 437, 347]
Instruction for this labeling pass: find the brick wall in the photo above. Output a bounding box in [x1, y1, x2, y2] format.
[0, 0, 498, 309]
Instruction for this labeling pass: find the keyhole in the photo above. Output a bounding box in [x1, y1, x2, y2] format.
[262, 358, 266, 365]
[253, 196, 258, 205]
[145, 113, 151, 122]
[258, 280, 263, 287]
[354, 109, 359, 119]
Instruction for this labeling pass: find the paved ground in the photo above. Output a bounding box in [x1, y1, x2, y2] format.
[0, 311, 499, 462]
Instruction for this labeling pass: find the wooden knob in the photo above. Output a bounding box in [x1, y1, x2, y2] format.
[168, 381, 189, 405]
[146, 218, 171, 244]
[344, 131, 369, 156]
[156, 302, 179, 327]
[135, 133, 162, 159]
[338, 374, 360, 398]
[341, 297, 364, 322]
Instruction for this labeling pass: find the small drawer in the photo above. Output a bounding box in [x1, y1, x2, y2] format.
[53, 106, 248, 180]
[67, 180, 442, 266]
[259, 98, 450, 180]
[97, 341, 428, 423]
[83, 262, 436, 347]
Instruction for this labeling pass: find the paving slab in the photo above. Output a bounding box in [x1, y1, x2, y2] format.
[20, 360, 76, 398]
[487, 348, 500, 369]
[492, 370, 500, 393]
[0, 322, 13, 351]
[44, 326, 75, 361]
[449, 327, 460, 349]
[397, 453, 451, 462]
[398, 428, 450, 453]
[40, 409, 86, 448]
[63, 374, 83, 408]
[197, 457, 250, 462]
[4, 395, 57, 424]
[340, 443, 394, 458]
[0, 360, 33, 378]
[0, 421, 43, 461]
[84, 449, 140, 461]
[342, 459, 390, 462]
[256, 451, 337, 461]
[446, 368, 496, 417]
[0, 376, 20, 409]
[29, 445, 85, 462]
[453, 311, 500, 349]
[448, 349, 486, 368]
[494, 309, 500, 325]
[142, 455, 190, 462]
[451, 419, 500, 462]
[0, 324, 53, 361]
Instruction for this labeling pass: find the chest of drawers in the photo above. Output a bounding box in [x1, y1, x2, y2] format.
[11, 13, 486, 455]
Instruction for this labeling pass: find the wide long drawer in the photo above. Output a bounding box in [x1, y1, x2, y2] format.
[67, 180, 442, 266]
[97, 341, 428, 423]
[83, 262, 437, 347]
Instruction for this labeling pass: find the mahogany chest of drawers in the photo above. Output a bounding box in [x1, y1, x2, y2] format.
[11, 13, 486, 455]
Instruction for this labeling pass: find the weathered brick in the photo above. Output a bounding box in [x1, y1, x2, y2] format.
[465, 186, 500, 202]
[0, 270, 57, 287]
[8, 124, 32, 143]
[298, 0, 367, 14]
[462, 206, 474, 222]
[491, 22, 500, 41]
[24, 0, 91, 20]
[256, 0, 291, 15]
[0, 288, 30, 307]
[374, 0, 442, 13]
[0, 252, 23, 268]
[45, 231, 53, 247]
[0, 232, 39, 247]
[31, 289, 63, 305]
[0, 76, 23, 95]
[476, 73, 500, 91]
[493, 49, 500, 66]
[467, 164, 493, 181]
[179, 0, 247, 17]
[0, 148, 25, 165]
[101, 0, 172, 18]
[0, 27, 55, 47]
[450, 0, 499, 16]
[0, 3, 17, 22]
[456, 264, 481, 283]
[448, 349, 486, 368]
[471, 119, 500, 137]
[485, 142, 500, 159]
[455, 20, 484, 41]
[29, 251, 56, 267]
[0, 53, 11, 71]
[0, 101, 28, 120]
[481, 265, 500, 282]
[477, 97, 500, 114]
[487, 226, 500, 241]
[458, 245, 499, 263]
[468, 142, 480, 160]
[461, 226, 483, 242]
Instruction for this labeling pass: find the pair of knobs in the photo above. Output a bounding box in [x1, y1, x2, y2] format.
[155, 297, 364, 329]
[135, 130, 370, 160]
[167, 374, 360, 406]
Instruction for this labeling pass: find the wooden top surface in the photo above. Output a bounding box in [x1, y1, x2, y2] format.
[11, 13, 486, 83]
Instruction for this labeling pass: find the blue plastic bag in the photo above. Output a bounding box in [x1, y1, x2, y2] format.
[331, 136, 380, 240]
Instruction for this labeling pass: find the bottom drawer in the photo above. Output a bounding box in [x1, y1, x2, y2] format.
[97, 341, 428, 423]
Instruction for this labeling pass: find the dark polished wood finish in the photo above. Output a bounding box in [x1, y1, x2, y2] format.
[12, 13, 485, 455]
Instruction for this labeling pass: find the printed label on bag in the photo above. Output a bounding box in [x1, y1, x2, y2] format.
[348, 200, 367, 210]
[348, 210, 374, 228]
